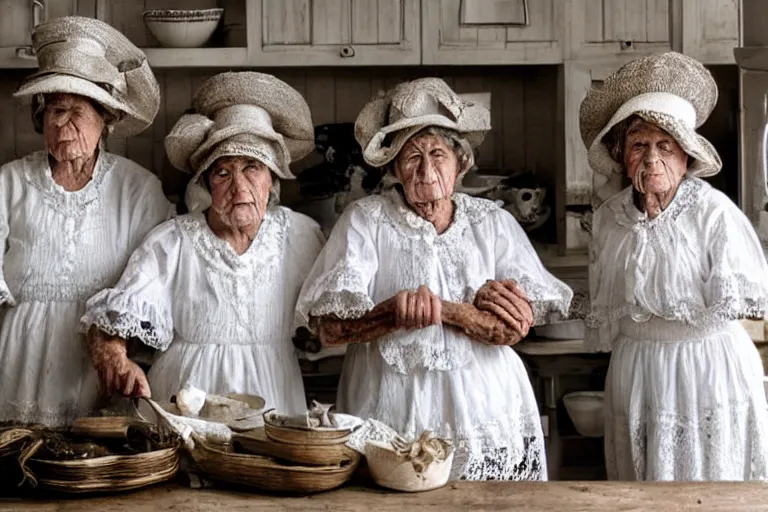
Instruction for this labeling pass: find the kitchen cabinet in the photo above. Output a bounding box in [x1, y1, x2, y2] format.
[682, 0, 741, 64]
[246, 0, 420, 66]
[421, 0, 564, 65]
[0, 0, 89, 68]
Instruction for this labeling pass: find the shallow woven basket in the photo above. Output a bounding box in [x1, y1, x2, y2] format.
[27, 447, 180, 493]
[190, 433, 359, 493]
[262, 411, 353, 446]
[235, 428, 358, 466]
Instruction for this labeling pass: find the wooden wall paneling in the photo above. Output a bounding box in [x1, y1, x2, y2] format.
[333, 70, 372, 123]
[682, 0, 740, 64]
[561, 63, 593, 208]
[440, 0, 477, 47]
[77, 0, 98, 17]
[646, 0, 670, 42]
[377, 0, 402, 44]
[161, 71, 193, 196]
[523, 67, 557, 180]
[151, 71, 167, 180]
[312, 0, 351, 45]
[453, 73, 495, 169]
[351, 0, 380, 44]
[501, 72, 526, 173]
[304, 69, 336, 126]
[583, 0, 604, 43]
[477, 27, 507, 49]
[506, 0, 554, 42]
[47, 0, 81, 19]
[0, 73, 18, 165]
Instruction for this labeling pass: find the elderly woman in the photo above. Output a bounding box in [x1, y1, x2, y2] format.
[582, 52, 768, 480]
[296, 78, 572, 480]
[81, 72, 323, 414]
[0, 17, 171, 426]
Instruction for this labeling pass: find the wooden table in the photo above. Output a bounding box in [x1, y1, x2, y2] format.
[2, 481, 768, 511]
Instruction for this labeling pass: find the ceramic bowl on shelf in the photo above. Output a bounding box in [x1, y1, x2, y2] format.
[563, 391, 605, 438]
[143, 8, 224, 48]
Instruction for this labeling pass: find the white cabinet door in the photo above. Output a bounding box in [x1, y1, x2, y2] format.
[0, 0, 84, 68]
[682, 0, 740, 64]
[422, 0, 563, 65]
[567, 0, 671, 65]
[247, 0, 420, 66]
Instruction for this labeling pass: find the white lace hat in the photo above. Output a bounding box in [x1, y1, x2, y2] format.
[579, 52, 722, 178]
[13, 16, 160, 137]
[354, 77, 491, 169]
[165, 71, 314, 181]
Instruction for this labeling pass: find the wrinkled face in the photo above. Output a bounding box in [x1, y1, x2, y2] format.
[44, 93, 104, 163]
[624, 119, 688, 196]
[208, 156, 272, 229]
[393, 133, 459, 205]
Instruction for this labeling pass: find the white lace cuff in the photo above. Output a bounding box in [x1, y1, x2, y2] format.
[81, 289, 173, 350]
[518, 275, 573, 325]
[308, 290, 375, 320]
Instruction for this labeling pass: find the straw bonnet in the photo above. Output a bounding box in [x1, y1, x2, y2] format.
[165, 71, 314, 182]
[354, 77, 491, 169]
[13, 16, 159, 137]
[579, 52, 722, 178]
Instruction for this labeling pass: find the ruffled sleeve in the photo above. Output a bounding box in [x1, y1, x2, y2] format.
[701, 203, 768, 322]
[295, 202, 378, 326]
[0, 166, 14, 307]
[81, 220, 181, 350]
[491, 209, 573, 324]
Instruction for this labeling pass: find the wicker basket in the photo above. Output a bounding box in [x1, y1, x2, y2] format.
[234, 428, 358, 466]
[262, 411, 354, 446]
[190, 433, 359, 493]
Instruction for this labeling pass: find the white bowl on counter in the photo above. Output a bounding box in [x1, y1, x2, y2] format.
[364, 441, 454, 492]
[144, 8, 224, 48]
[563, 391, 605, 437]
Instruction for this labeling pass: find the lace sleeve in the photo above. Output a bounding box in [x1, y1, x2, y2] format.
[295, 204, 378, 326]
[492, 210, 573, 324]
[81, 220, 180, 350]
[699, 209, 768, 323]
[0, 168, 15, 307]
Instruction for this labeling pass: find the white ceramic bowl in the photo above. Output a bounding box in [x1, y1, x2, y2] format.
[143, 9, 223, 48]
[563, 391, 605, 437]
[364, 441, 454, 492]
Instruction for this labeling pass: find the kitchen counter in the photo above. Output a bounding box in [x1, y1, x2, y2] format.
[2, 481, 768, 511]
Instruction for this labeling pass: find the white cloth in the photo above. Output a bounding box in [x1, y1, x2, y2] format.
[586, 177, 768, 481]
[82, 208, 325, 416]
[296, 189, 573, 481]
[0, 150, 173, 426]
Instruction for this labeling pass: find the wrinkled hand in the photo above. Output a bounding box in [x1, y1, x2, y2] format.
[89, 331, 151, 398]
[394, 285, 442, 329]
[474, 280, 534, 337]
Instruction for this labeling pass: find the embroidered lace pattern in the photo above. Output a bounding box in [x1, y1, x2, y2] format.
[605, 402, 768, 480]
[0, 400, 82, 428]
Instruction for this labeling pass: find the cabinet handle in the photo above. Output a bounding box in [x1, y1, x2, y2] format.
[15, 46, 37, 60]
[339, 46, 355, 58]
[32, 0, 46, 28]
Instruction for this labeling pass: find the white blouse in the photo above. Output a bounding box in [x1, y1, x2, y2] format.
[586, 177, 768, 351]
[82, 207, 325, 413]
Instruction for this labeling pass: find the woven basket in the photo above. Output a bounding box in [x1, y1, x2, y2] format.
[262, 411, 353, 446]
[190, 433, 359, 493]
[235, 428, 357, 466]
[27, 447, 180, 493]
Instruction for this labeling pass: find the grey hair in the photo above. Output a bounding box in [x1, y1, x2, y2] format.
[31, 93, 120, 139]
[388, 126, 475, 175]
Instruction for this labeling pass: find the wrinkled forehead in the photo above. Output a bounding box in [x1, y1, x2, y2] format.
[401, 132, 451, 153]
[213, 155, 265, 170]
[45, 92, 88, 108]
[626, 118, 674, 140]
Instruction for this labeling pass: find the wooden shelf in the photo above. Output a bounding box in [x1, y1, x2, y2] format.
[143, 47, 248, 68]
[0, 48, 37, 69]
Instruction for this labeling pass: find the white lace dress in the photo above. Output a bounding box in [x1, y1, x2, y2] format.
[587, 177, 768, 481]
[0, 150, 172, 426]
[81, 207, 324, 415]
[296, 189, 573, 481]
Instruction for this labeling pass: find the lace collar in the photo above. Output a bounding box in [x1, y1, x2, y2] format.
[373, 188, 500, 243]
[610, 177, 707, 229]
[176, 207, 287, 275]
[22, 150, 111, 213]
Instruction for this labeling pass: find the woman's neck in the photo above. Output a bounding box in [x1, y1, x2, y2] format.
[632, 181, 682, 219]
[50, 151, 98, 192]
[409, 196, 454, 234]
[206, 210, 262, 255]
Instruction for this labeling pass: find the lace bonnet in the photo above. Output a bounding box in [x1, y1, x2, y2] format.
[579, 51, 722, 178]
[354, 77, 491, 171]
[164, 72, 315, 211]
[13, 16, 160, 137]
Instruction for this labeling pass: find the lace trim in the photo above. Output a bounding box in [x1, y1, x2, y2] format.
[0, 400, 82, 428]
[21, 150, 111, 216]
[606, 401, 768, 480]
[82, 289, 173, 350]
[587, 274, 768, 330]
[610, 177, 706, 229]
[176, 208, 287, 275]
[517, 275, 573, 325]
[453, 440, 546, 481]
[303, 261, 376, 321]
